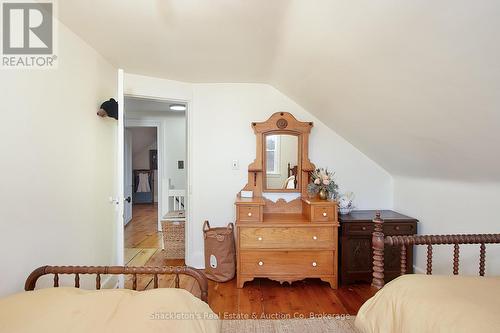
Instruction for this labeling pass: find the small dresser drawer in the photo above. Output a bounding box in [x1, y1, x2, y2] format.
[384, 223, 415, 235]
[240, 250, 334, 276]
[239, 226, 335, 249]
[345, 223, 373, 235]
[237, 205, 261, 222]
[311, 205, 335, 222]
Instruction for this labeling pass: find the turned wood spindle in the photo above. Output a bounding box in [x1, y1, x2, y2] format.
[154, 274, 159, 288]
[479, 243, 486, 276]
[96, 273, 101, 290]
[426, 244, 433, 275]
[132, 274, 137, 290]
[400, 244, 407, 275]
[453, 244, 460, 275]
[175, 274, 180, 288]
[371, 211, 385, 289]
[53, 273, 59, 287]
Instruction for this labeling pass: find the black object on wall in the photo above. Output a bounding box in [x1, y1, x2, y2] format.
[97, 98, 118, 120]
[149, 150, 158, 170]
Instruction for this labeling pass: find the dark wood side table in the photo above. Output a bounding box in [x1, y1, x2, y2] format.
[339, 210, 418, 285]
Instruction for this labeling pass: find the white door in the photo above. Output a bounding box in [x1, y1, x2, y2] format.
[115, 69, 125, 267]
[124, 128, 133, 225]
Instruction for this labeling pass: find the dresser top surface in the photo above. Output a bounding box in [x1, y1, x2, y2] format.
[339, 210, 418, 223]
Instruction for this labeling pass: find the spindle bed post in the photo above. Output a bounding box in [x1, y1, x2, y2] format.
[371, 211, 385, 289]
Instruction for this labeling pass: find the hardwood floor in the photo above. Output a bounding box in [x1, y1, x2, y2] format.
[124, 203, 374, 316]
[124, 204, 163, 266]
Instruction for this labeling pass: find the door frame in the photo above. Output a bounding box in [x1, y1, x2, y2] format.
[124, 118, 162, 232]
[123, 128, 133, 225]
[120, 91, 192, 266]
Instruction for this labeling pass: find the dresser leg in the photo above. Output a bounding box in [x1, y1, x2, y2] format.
[237, 276, 254, 288]
[320, 277, 338, 289]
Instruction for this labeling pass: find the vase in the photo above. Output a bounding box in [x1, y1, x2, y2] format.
[318, 188, 328, 200]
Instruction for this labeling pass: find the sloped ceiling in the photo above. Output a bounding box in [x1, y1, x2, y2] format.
[59, 0, 500, 181]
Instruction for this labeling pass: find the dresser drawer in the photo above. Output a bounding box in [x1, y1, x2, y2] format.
[345, 223, 373, 235]
[311, 205, 336, 222]
[237, 205, 261, 222]
[239, 226, 335, 249]
[240, 250, 334, 276]
[384, 223, 416, 235]
[344, 222, 416, 236]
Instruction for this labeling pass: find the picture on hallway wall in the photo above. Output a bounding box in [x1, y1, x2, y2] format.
[149, 150, 157, 170]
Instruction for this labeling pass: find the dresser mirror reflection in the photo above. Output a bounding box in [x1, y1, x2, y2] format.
[264, 133, 300, 191]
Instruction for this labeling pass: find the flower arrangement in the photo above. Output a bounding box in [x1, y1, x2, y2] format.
[307, 168, 339, 200]
[338, 192, 355, 215]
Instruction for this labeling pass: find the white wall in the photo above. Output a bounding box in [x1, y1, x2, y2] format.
[0, 23, 117, 296]
[394, 176, 500, 276]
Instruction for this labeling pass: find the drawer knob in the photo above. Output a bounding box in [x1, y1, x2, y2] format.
[395, 226, 400, 231]
[322, 212, 327, 217]
[312, 262, 317, 267]
[248, 212, 252, 217]
[257, 237, 263, 241]
[258, 261, 264, 266]
[362, 226, 367, 231]
[312, 236, 318, 240]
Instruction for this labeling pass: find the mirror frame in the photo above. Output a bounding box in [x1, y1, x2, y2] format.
[263, 131, 301, 192]
[242, 112, 315, 198]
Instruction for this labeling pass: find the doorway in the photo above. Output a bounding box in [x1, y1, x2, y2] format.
[123, 96, 187, 267]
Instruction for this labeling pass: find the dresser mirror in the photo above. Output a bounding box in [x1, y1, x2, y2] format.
[264, 133, 299, 191]
[235, 112, 339, 289]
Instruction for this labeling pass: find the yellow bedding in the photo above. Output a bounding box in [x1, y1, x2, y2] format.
[0, 287, 220, 333]
[355, 274, 500, 333]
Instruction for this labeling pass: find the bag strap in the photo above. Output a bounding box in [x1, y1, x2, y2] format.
[203, 220, 210, 232]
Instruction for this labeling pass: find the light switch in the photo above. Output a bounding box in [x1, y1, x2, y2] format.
[232, 160, 239, 170]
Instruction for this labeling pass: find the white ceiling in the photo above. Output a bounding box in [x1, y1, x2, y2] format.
[125, 96, 185, 113]
[59, 0, 500, 181]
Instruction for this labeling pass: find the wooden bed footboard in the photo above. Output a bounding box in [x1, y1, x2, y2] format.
[371, 212, 500, 289]
[25, 266, 209, 302]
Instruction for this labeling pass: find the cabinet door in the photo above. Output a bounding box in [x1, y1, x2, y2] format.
[344, 236, 372, 273]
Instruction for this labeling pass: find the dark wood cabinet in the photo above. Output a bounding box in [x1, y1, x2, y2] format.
[339, 210, 418, 285]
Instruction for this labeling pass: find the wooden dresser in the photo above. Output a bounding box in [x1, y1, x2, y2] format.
[339, 210, 418, 284]
[235, 112, 339, 289]
[236, 197, 338, 288]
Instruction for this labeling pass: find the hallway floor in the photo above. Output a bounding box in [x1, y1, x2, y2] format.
[124, 203, 163, 266]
